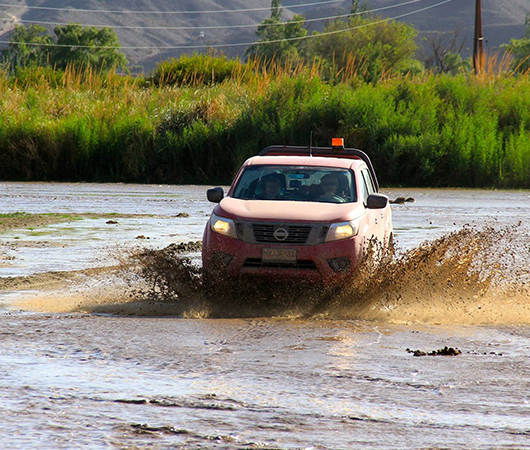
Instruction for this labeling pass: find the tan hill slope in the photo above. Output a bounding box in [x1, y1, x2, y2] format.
[0, 0, 528, 72]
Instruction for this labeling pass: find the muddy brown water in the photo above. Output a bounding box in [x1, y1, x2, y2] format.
[1, 182, 530, 449]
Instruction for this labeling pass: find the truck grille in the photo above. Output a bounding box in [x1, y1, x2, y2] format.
[252, 224, 312, 244]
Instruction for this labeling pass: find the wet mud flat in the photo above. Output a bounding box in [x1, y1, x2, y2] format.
[2, 314, 530, 449]
[1, 183, 530, 449]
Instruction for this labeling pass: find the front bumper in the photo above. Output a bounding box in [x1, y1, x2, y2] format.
[202, 226, 363, 281]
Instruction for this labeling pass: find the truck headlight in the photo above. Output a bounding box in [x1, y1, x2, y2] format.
[325, 220, 359, 242]
[211, 213, 237, 238]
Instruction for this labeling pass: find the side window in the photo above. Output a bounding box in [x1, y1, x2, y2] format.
[361, 169, 375, 204]
[362, 169, 375, 194]
[359, 172, 369, 204]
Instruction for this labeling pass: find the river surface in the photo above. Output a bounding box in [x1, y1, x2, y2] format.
[1, 182, 530, 449]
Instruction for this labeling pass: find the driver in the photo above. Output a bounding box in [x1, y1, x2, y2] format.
[317, 173, 346, 203]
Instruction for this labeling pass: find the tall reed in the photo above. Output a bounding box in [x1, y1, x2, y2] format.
[0, 65, 529, 187]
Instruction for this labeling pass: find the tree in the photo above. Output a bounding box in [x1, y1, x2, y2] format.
[1, 25, 53, 71]
[52, 24, 128, 72]
[302, 15, 419, 82]
[0, 23, 128, 73]
[350, 0, 368, 14]
[245, 0, 307, 63]
[420, 29, 471, 74]
[502, 14, 530, 73]
[271, 0, 282, 21]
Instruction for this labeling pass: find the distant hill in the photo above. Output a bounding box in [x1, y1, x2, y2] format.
[1, 0, 528, 73]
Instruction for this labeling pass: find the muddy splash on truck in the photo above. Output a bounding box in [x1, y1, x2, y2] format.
[86, 222, 530, 324]
[4, 220, 529, 324]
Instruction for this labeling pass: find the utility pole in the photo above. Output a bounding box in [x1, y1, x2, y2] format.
[473, 0, 484, 75]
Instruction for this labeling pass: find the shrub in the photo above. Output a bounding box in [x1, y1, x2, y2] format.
[149, 53, 249, 87]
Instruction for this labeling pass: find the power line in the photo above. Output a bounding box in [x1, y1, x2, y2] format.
[1, 0, 427, 30]
[0, 0, 350, 15]
[0, 0, 455, 50]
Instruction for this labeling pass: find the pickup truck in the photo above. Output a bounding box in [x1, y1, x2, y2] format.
[202, 139, 393, 282]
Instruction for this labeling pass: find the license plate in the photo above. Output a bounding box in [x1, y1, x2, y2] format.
[262, 248, 297, 263]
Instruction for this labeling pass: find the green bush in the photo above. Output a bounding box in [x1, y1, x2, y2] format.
[1, 68, 530, 188]
[149, 53, 249, 87]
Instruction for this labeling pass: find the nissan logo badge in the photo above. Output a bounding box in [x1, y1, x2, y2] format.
[273, 227, 289, 241]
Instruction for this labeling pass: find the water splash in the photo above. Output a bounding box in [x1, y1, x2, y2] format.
[324, 223, 530, 323]
[123, 223, 530, 323]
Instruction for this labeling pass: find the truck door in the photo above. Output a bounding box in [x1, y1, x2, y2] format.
[360, 168, 385, 243]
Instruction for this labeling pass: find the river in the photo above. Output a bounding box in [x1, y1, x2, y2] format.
[1, 182, 529, 449]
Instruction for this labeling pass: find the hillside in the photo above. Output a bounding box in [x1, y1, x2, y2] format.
[0, 0, 528, 72]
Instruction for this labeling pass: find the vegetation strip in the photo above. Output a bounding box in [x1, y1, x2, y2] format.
[0, 212, 161, 232]
[1, 8, 529, 188]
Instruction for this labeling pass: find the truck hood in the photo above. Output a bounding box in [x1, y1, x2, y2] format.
[216, 197, 364, 223]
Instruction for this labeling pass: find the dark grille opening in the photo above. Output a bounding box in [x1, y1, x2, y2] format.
[252, 224, 311, 244]
[318, 226, 330, 240]
[243, 259, 317, 270]
[235, 221, 244, 236]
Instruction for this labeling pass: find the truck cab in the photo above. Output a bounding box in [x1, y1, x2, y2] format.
[202, 140, 392, 282]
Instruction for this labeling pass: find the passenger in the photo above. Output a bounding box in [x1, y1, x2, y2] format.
[317, 173, 346, 203]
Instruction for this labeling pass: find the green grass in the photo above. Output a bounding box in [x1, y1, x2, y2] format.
[0, 212, 32, 218]
[0, 212, 81, 220]
[0, 66, 529, 187]
[28, 230, 52, 236]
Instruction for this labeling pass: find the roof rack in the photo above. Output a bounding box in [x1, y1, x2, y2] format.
[259, 145, 380, 191]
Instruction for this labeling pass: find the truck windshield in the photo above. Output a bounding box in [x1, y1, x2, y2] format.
[232, 165, 357, 203]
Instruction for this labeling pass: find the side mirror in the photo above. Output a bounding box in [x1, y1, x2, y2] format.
[207, 187, 224, 203]
[366, 193, 388, 209]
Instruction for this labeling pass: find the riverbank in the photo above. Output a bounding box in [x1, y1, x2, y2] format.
[1, 70, 529, 187]
[0, 212, 168, 233]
